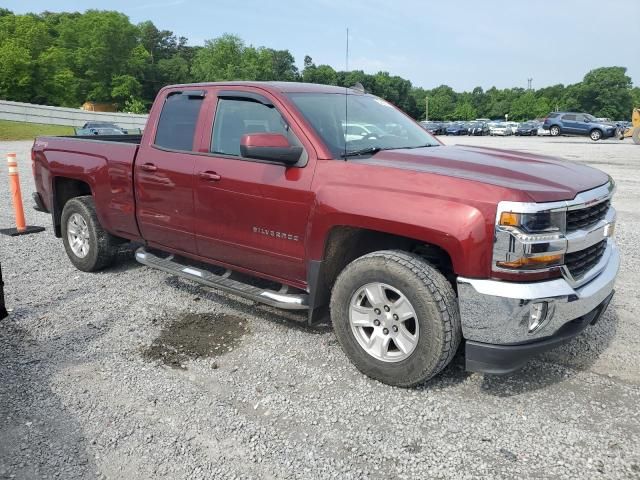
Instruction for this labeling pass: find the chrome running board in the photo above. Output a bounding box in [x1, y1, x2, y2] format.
[135, 247, 309, 310]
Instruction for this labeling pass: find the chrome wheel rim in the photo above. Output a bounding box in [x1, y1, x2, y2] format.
[67, 213, 90, 258]
[349, 282, 419, 363]
[591, 131, 600, 140]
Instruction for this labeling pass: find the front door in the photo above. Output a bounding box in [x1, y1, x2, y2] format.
[193, 89, 316, 284]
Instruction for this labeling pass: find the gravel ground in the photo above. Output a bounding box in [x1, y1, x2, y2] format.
[1, 136, 639, 479]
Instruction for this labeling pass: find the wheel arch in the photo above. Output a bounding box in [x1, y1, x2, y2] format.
[307, 225, 462, 324]
[51, 177, 93, 237]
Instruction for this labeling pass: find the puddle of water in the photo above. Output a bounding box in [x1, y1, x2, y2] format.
[142, 313, 249, 369]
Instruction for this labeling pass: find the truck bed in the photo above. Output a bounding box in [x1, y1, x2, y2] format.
[32, 135, 142, 240]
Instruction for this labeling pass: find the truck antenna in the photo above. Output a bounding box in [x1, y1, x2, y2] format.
[344, 27, 349, 161]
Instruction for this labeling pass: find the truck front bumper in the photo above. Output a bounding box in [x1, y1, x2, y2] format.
[457, 243, 619, 374]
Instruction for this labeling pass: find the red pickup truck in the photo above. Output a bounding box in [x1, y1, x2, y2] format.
[31, 82, 619, 386]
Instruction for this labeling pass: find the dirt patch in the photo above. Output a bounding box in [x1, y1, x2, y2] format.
[142, 312, 249, 369]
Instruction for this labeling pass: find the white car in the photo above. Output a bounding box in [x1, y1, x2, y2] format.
[489, 123, 513, 136]
[506, 122, 520, 134]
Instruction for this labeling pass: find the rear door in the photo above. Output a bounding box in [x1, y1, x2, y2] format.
[192, 88, 316, 285]
[135, 90, 206, 253]
[561, 113, 578, 133]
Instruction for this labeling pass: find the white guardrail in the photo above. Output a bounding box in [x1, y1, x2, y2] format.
[0, 100, 148, 130]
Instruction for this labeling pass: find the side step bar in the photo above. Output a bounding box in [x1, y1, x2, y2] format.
[135, 247, 309, 310]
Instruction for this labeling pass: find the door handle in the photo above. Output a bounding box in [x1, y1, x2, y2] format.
[140, 163, 157, 172]
[199, 171, 221, 181]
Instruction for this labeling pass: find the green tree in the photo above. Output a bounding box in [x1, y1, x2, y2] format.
[510, 92, 537, 120]
[533, 96, 551, 118]
[111, 74, 142, 103]
[427, 85, 457, 120]
[452, 101, 477, 120]
[0, 40, 32, 101]
[576, 66, 633, 118]
[55, 10, 139, 101]
[34, 46, 81, 106]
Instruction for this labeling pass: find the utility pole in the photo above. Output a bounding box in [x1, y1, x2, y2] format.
[425, 96, 429, 121]
[527, 78, 533, 91]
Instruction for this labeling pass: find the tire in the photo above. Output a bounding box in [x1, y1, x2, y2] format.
[550, 125, 560, 136]
[330, 250, 462, 387]
[61, 195, 119, 272]
[589, 129, 602, 141]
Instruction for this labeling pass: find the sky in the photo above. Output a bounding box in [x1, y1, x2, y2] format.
[4, 0, 639, 91]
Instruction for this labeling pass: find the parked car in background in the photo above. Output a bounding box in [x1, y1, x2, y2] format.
[82, 121, 128, 133]
[344, 123, 387, 142]
[515, 122, 538, 136]
[542, 112, 619, 141]
[445, 123, 469, 135]
[537, 125, 551, 136]
[75, 126, 125, 136]
[489, 122, 512, 136]
[505, 122, 520, 134]
[419, 121, 445, 135]
[75, 121, 143, 136]
[468, 121, 490, 136]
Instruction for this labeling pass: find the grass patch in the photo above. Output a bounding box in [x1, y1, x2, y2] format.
[0, 120, 74, 141]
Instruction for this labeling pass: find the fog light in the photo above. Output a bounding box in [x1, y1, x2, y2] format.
[528, 302, 549, 333]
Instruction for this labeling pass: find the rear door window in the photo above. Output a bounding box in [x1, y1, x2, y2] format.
[562, 114, 577, 121]
[155, 92, 205, 151]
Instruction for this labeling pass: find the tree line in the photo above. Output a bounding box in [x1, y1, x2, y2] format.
[1, 9, 638, 119]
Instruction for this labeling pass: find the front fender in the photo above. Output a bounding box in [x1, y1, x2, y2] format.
[307, 183, 494, 278]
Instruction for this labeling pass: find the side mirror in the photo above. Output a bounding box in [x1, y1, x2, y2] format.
[240, 133, 302, 166]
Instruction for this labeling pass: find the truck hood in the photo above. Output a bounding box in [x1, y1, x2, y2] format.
[354, 144, 609, 202]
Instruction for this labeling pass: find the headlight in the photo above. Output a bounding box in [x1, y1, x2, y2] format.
[493, 208, 567, 275]
[499, 210, 565, 233]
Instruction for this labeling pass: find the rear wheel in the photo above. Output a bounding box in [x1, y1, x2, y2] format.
[61, 196, 119, 272]
[550, 125, 560, 136]
[330, 250, 461, 387]
[589, 129, 602, 141]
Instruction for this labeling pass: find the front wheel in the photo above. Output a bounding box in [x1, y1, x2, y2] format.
[330, 250, 461, 387]
[61, 196, 119, 272]
[549, 125, 560, 136]
[589, 129, 602, 141]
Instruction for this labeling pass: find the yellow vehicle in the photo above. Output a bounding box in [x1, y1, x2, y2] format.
[620, 108, 640, 144]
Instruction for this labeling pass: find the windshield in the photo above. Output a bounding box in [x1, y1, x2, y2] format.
[287, 92, 439, 158]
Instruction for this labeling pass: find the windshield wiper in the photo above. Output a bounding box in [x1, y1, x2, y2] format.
[341, 146, 383, 158]
[400, 144, 438, 149]
[341, 143, 437, 158]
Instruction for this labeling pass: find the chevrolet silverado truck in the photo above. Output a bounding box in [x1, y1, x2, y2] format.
[31, 82, 619, 386]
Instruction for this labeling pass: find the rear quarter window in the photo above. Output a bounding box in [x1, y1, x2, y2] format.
[154, 93, 204, 151]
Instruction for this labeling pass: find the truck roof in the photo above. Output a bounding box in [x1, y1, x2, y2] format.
[163, 81, 360, 95]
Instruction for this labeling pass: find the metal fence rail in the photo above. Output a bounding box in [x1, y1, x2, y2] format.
[0, 100, 148, 130]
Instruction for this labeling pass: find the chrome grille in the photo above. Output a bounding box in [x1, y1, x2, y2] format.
[565, 240, 607, 278]
[566, 200, 610, 232]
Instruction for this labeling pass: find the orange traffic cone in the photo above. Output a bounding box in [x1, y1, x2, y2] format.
[1, 152, 45, 236]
